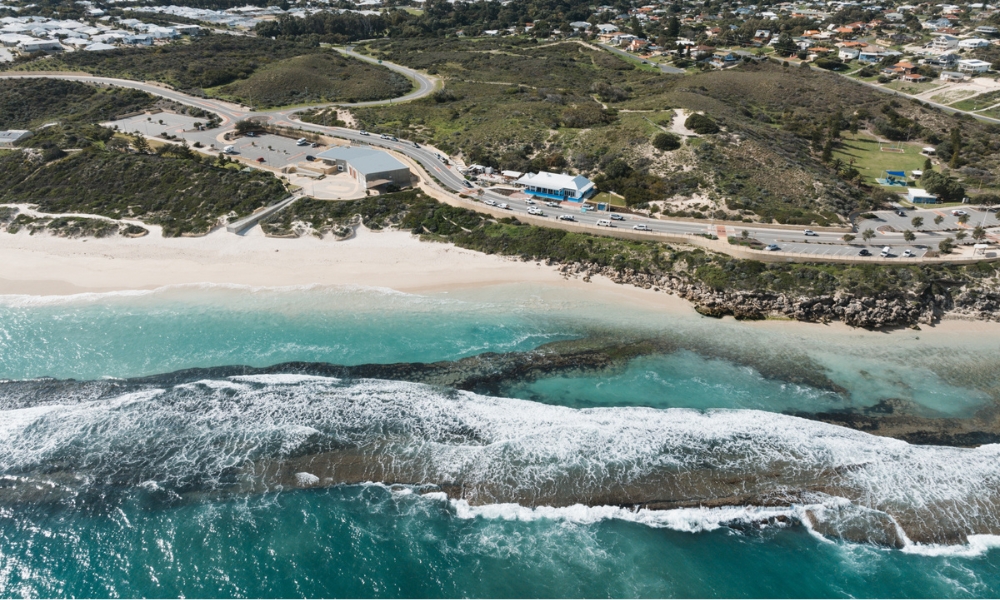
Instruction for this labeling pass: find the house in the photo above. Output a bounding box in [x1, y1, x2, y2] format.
[514, 171, 595, 202]
[839, 47, 860, 60]
[315, 146, 412, 190]
[940, 70, 968, 81]
[0, 129, 31, 147]
[907, 188, 938, 204]
[123, 34, 153, 45]
[172, 24, 201, 35]
[930, 34, 959, 51]
[858, 50, 885, 63]
[596, 23, 618, 34]
[901, 73, 928, 82]
[17, 39, 62, 53]
[958, 38, 991, 49]
[957, 59, 991, 73]
[84, 42, 116, 51]
[975, 25, 999, 36]
[500, 170, 523, 182]
[711, 50, 738, 67]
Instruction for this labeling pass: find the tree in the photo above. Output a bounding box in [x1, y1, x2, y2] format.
[939, 237, 954, 254]
[934, 215, 944, 225]
[903, 229, 916, 242]
[923, 157, 933, 171]
[911, 216, 924, 228]
[130, 134, 150, 154]
[843, 233, 856, 242]
[862, 228, 876, 242]
[821, 137, 834, 162]
[849, 114, 859, 135]
[684, 113, 720, 134]
[973, 225, 987, 241]
[774, 32, 796, 57]
[922, 170, 965, 203]
[652, 132, 682, 151]
[956, 230, 967, 240]
[958, 213, 970, 225]
[235, 119, 264, 135]
[666, 16, 680, 37]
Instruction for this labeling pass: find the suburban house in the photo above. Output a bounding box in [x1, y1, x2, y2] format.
[957, 59, 991, 73]
[838, 47, 860, 60]
[16, 38, 62, 52]
[857, 50, 885, 63]
[710, 50, 738, 67]
[315, 146, 412, 190]
[939, 70, 968, 81]
[906, 188, 938, 204]
[0, 129, 31, 147]
[930, 34, 959, 51]
[958, 38, 991, 49]
[514, 171, 595, 202]
[975, 25, 999, 36]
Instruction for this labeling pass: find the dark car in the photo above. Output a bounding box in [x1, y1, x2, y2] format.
[256, 157, 265, 163]
[858, 248, 872, 256]
[895, 210, 906, 217]
[305, 155, 316, 161]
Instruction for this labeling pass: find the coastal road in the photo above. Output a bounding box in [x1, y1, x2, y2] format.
[3, 72, 996, 262]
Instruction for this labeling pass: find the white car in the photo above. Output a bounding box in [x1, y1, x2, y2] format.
[633, 224, 652, 231]
[765, 244, 781, 251]
[360, 130, 370, 136]
[804, 229, 817, 236]
[525, 199, 536, 205]
[296, 138, 308, 146]
[952, 210, 967, 216]
[483, 199, 497, 206]
[546, 201, 560, 207]
[499, 203, 511, 210]
[528, 208, 544, 216]
[558, 214, 576, 221]
[902, 249, 914, 257]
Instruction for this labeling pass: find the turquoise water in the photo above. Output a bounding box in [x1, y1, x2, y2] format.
[1, 283, 1000, 598]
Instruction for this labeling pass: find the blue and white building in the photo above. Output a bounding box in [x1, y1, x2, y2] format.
[514, 171, 595, 202]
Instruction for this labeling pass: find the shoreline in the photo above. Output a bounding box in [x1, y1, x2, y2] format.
[2, 224, 1000, 340]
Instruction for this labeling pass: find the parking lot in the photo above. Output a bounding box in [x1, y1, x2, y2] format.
[859, 206, 995, 233]
[771, 240, 930, 258]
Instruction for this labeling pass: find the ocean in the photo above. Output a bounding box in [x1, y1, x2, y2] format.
[1, 283, 1000, 598]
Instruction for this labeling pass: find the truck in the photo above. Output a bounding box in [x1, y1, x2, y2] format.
[223, 145, 237, 154]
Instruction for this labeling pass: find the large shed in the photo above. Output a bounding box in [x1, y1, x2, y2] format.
[315, 146, 412, 189]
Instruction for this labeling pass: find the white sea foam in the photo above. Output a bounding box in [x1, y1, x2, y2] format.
[0, 376, 998, 548]
[229, 374, 341, 385]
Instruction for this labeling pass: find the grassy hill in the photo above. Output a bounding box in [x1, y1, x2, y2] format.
[0, 79, 155, 129]
[0, 149, 287, 236]
[4, 35, 409, 108]
[213, 52, 411, 107]
[341, 38, 1000, 225]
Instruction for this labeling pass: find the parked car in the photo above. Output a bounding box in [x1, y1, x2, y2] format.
[633, 224, 651, 231]
[895, 210, 906, 217]
[765, 244, 781, 251]
[610, 214, 625, 221]
[256, 157, 265, 163]
[311, 142, 320, 148]
[305, 155, 316, 161]
[804, 229, 817, 236]
[558, 215, 576, 221]
[296, 138, 308, 146]
[858, 248, 872, 256]
[880, 246, 892, 257]
[903, 249, 915, 257]
[952, 210, 967, 216]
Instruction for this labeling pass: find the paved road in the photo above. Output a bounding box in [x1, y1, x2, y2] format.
[3, 71, 997, 261]
[598, 43, 685, 74]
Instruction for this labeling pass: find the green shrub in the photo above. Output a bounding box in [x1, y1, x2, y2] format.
[652, 132, 682, 151]
[684, 113, 720, 135]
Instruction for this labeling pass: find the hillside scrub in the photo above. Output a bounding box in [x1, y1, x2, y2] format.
[0, 79, 155, 129]
[4, 36, 405, 106]
[0, 148, 287, 236]
[346, 42, 999, 224]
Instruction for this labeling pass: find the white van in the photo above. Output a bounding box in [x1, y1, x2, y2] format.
[223, 145, 236, 154]
[296, 138, 308, 146]
[880, 246, 892, 257]
[596, 219, 613, 227]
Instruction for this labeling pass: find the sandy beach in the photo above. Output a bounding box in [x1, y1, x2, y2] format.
[3, 223, 1000, 344]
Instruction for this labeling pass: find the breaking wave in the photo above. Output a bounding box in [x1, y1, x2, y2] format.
[1, 375, 999, 550]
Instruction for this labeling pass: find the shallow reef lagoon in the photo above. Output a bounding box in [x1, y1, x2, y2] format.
[2, 283, 1000, 598]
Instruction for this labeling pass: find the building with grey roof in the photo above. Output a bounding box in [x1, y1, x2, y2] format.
[0, 129, 32, 147]
[315, 146, 412, 189]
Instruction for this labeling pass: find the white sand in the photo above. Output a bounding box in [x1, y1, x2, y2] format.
[2, 224, 998, 342]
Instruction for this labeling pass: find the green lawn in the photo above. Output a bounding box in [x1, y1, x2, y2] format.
[592, 191, 626, 206]
[832, 133, 928, 187]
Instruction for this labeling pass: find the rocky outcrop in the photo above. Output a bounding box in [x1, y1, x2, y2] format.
[555, 261, 961, 329]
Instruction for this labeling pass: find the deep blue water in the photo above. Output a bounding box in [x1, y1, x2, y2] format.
[1, 284, 999, 598]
